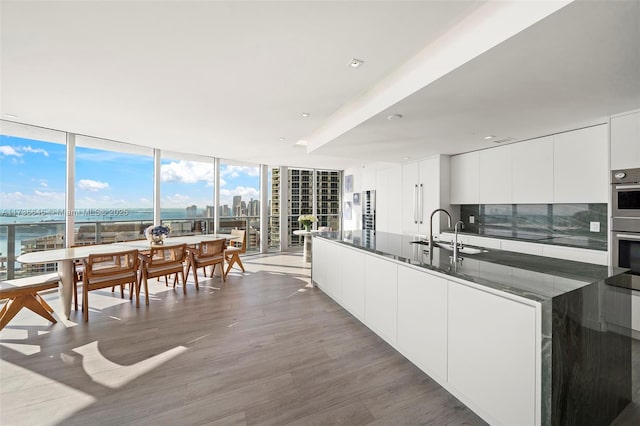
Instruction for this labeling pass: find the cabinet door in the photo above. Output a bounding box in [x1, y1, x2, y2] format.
[376, 166, 402, 234]
[341, 246, 366, 321]
[364, 256, 398, 345]
[611, 111, 640, 170]
[419, 157, 441, 234]
[553, 125, 608, 203]
[448, 282, 537, 426]
[479, 145, 512, 204]
[401, 162, 420, 235]
[450, 151, 479, 204]
[312, 237, 328, 288]
[397, 266, 447, 382]
[512, 136, 554, 203]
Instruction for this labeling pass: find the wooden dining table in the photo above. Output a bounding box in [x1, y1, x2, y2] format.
[16, 234, 238, 319]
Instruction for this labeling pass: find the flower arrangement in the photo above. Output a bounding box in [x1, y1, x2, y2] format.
[145, 225, 170, 244]
[298, 214, 318, 231]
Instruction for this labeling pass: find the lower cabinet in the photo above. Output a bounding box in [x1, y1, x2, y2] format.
[314, 239, 540, 426]
[340, 247, 366, 321]
[448, 282, 537, 426]
[364, 255, 398, 345]
[397, 266, 448, 382]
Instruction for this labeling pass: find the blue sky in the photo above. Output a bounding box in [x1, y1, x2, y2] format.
[0, 135, 262, 210]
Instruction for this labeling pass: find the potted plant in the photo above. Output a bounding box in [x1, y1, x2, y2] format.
[298, 214, 318, 232]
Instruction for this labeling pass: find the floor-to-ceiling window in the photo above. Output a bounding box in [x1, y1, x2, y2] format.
[267, 167, 280, 251]
[0, 121, 67, 278]
[218, 160, 260, 252]
[288, 168, 313, 246]
[160, 151, 215, 235]
[74, 135, 153, 244]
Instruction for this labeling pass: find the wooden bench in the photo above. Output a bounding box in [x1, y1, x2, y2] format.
[0, 273, 60, 330]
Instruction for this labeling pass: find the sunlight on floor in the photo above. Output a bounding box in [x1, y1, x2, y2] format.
[72, 341, 188, 389]
[0, 359, 96, 425]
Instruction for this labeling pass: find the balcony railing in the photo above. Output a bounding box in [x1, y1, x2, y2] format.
[1, 215, 281, 280]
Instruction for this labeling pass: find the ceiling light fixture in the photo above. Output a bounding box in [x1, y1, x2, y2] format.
[387, 114, 403, 120]
[301, 112, 310, 118]
[484, 135, 496, 140]
[279, 137, 285, 141]
[295, 140, 308, 146]
[349, 59, 364, 68]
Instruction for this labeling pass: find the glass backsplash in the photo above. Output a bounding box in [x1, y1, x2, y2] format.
[459, 204, 607, 251]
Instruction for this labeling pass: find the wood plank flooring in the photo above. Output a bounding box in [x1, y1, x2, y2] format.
[0, 252, 637, 425]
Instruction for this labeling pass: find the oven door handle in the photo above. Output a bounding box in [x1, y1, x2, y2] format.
[615, 184, 640, 190]
[616, 233, 640, 240]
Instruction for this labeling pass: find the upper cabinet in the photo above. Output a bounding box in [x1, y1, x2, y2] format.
[450, 152, 479, 205]
[511, 136, 554, 204]
[479, 145, 512, 204]
[450, 125, 608, 205]
[611, 110, 640, 170]
[553, 124, 608, 203]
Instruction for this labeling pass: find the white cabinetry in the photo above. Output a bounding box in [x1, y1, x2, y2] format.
[364, 255, 398, 345]
[448, 282, 537, 426]
[401, 156, 449, 236]
[479, 145, 512, 204]
[611, 111, 640, 170]
[450, 151, 479, 204]
[340, 246, 366, 321]
[553, 124, 608, 203]
[511, 136, 554, 203]
[375, 166, 402, 234]
[311, 237, 341, 299]
[397, 265, 448, 382]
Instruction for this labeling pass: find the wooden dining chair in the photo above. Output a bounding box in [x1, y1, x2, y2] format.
[82, 249, 139, 322]
[185, 239, 226, 289]
[224, 229, 246, 278]
[137, 244, 188, 305]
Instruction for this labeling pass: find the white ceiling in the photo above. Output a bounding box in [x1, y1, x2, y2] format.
[1, 1, 639, 170]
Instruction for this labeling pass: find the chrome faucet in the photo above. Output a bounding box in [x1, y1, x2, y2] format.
[453, 220, 464, 262]
[429, 208, 452, 261]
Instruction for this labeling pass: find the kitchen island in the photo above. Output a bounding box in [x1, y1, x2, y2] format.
[312, 230, 633, 426]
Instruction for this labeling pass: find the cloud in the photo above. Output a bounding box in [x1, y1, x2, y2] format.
[21, 146, 49, 157]
[161, 160, 214, 186]
[0, 145, 49, 157]
[219, 164, 259, 179]
[0, 146, 21, 157]
[0, 190, 65, 209]
[78, 179, 110, 192]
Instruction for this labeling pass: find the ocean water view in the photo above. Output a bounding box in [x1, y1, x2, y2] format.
[0, 208, 202, 265]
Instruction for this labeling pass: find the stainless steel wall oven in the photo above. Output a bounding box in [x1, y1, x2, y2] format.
[611, 168, 640, 290]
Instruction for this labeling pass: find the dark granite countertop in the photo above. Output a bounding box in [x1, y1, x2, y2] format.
[314, 230, 629, 303]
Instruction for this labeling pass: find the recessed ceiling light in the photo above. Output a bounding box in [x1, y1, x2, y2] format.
[484, 135, 496, 140]
[295, 140, 308, 146]
[279, 137, 285, 141]
[349, 59, 364, 68]
[301, 112, 310, 118]
[403, 156, 411, 160]
[4, 113, 18, 118]
[387, 114, 403, 120]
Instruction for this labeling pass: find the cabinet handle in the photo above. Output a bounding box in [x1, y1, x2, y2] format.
[413, 184, 418, 223]
[419, 183, 424, 224]
[615, 184, 640, 190]
[617, 233, 640, 240]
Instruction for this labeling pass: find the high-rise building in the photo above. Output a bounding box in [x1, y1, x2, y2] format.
[205, 205, 214, 218]
[186, 204, 197, 218]
[232, 195, 242, 217]
[270, 168, 280, 248]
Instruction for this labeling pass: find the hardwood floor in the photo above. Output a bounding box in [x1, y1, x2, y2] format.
[1, 252, 637, 425]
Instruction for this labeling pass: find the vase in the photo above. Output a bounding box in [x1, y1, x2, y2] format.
[304, 224, 311, 232]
